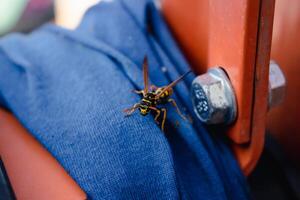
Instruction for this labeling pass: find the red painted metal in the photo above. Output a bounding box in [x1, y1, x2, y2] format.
[162, 0, 275, 174]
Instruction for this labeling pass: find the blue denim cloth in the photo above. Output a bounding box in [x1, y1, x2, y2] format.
[0, 0, 250, 199]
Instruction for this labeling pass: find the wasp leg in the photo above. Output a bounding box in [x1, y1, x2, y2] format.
[149, 107, 167, 131]
[168, 98, 187, 121]
[132, 89, 144, 95]
[149, 106, 161, 124]
[124, 103, 140, 116]
[161, 108, 167, 132]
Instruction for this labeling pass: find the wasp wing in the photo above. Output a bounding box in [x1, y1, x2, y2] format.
[156, 70, 191, 98]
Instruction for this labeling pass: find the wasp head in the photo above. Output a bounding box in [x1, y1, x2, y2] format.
[139, 105, 150, 116]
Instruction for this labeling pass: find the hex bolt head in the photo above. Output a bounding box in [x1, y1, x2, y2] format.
[268, 60, 286, 109]
[191, 67, 237, 125]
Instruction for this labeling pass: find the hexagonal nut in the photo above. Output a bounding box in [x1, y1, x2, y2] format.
[191, 68, 237, 125]
[268, 61, 286, 109]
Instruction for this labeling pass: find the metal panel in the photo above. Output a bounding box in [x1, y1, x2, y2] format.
[162, 0, 275, 174]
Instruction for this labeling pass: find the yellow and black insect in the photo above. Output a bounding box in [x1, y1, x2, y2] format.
[124, 56, 191, 131]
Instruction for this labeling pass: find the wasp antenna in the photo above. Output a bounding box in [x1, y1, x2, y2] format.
[143, 56, 149, 94]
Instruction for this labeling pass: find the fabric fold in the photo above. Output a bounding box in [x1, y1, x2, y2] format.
[0, 0, 249, 199]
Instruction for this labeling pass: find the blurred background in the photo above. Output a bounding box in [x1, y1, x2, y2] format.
[0, 0, 100, 36]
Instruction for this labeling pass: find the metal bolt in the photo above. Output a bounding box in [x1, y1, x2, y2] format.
[268, 60, 286, 109]
[191, 62, 286, 125]
[191, 67, 237, 125]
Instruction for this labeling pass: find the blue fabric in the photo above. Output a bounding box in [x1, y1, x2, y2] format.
[0, 0, 250, 199]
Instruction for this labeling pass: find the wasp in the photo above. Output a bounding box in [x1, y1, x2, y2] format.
[124, 56, 191, 131]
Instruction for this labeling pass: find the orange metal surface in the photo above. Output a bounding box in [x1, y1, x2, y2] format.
[0, 109, 86, 200]
[233, 0, 275, 174]
[268, 0, 300, 168]
[162, 0, 275, 174]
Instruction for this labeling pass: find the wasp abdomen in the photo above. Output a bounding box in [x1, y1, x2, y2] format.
[155, 88, 173, 104]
